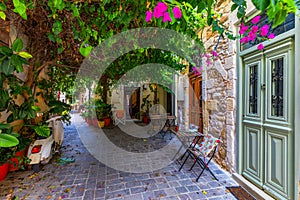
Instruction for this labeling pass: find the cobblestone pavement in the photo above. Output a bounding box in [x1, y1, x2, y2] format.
[0, 113, 239, 200]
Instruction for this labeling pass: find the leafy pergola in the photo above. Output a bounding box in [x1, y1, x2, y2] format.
[0, 0, 297, 130]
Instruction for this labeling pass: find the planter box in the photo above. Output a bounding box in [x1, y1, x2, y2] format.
[0, 163, 9, 181]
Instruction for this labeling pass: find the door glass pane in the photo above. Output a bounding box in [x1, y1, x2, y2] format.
[249, 64, 258, 114]
[271, 57, 284, 117]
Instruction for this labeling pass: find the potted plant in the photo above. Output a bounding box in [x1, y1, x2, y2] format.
[0, 123, 19, 180]
[0, 148, 14, 181]
[8, 134, 31, 171]
[141, 94, 152, 124]
[95, 100, 112, 127]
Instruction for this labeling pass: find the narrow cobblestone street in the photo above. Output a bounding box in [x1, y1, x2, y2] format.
[0, 113, 239, 200]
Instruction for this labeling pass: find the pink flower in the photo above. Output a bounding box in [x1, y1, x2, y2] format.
[257, 43, 264, 50]
[240, 36, 249, 44]
[206, 59, 212, 66]
[153, 2, 168, 18]
[248, 32, 256, 42]
[268, 33, 275, 39]
[260, 24, 269, 37]
[173, 6, 182, 19]
[203, 53, 211, 59]
[145, 11, 152, 22]
[239, 23, 249, 35]
[163, 12, 172, 22]
[211, 50, 218, 57]
[153, 8, 163, 18]
[251, 16, 261, 24]
[251, 25, 259, 33]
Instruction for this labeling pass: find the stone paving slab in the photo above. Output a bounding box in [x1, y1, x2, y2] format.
[0, 113, 239, 200]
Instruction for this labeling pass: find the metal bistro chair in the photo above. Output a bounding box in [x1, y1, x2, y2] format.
[113, 110, 126, 125]
[178, 133, 221, 182]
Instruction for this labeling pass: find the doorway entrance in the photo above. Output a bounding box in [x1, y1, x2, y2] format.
[189, 73, 203, 133]
[241, 39, 294, 199]
[124, 87, 140, 120]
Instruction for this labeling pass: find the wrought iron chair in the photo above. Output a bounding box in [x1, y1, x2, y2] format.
[178, 134, 221, 182]
[113, 110, 126, 125]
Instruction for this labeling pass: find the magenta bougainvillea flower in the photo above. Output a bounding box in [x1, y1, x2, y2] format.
[192, 67, 202, 75]
[251, 25, 259, 33]
[248, 32, 256, 42]
[163, 12, 172, 22]
[240, 36, 249, 44]
[153, 8, 164, 18]
[260, 24, 269, 36]
[145, 11, 152, 22]
[211, 50, 218, 57]
[257, 43, 264, 50]
[173, 6, 182, 19]
[268, 33, 275, 39]
[251, 16, 261, 24]
[239, 23, 249, 35]
[239, 15, 275, 51]
[153, 2, 168, 18]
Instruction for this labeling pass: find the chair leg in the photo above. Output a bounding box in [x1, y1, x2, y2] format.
[195, 158, 218, 181]
[188, 159, 197, 171]
[178, 151, 190, 171]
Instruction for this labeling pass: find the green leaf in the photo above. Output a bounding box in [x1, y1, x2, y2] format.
[0, 134, 19, 147]
[0, 46, 13, 56]
[11, 54, 23, 72]
[79, 46, 92, 57]
[0, 2, 7, 11]
[71, 4, 79, 18]
[0, 11, 6, 20]
[52, 20, 62, 35]
[48, 33, 56, 42]
[0, 123, 10, 130]
[251, 0, 270, 10]
[33, 125, 50, 138]
[31, 105, 41, 111]
[1, 59, 14, 75]
[18, 52, 33, 59]
[58, 47, 64, 54]
[231, 4, 238, 11]
[12, 38, 23, 52]
[13, 0, 27, 20]
[0, 90, 9, 111]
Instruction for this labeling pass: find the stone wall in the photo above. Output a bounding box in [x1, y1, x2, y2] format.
[202, 0, 237, 172]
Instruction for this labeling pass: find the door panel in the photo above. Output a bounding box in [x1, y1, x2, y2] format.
[242, 39, 293, 199]
[242, 124, 263, 186]
[264, 129, 289, 198]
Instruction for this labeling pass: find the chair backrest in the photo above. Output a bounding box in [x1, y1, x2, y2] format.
[198, 134, 221, 157]
[115, 110, 124, 119]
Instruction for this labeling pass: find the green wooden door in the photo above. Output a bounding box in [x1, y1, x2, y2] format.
[242, 39, 294, 199]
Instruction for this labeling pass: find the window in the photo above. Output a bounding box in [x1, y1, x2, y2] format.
[249, 64, 258, 114]
[271, 57, 284, 117]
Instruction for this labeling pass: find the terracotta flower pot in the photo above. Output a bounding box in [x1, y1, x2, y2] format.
[9, 149, 26, 172]
[93, 119, 99, 127]
[104, 118, 111, 126]
[143, 116, 148, 124]
[87, 118, 93, 125]
[98, 121, 105, 128]
[0, 163, 9, 181]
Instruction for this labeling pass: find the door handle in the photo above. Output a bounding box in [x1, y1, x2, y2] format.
[261, 83, 265, 90]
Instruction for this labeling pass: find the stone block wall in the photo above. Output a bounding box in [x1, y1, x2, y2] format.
[201, 0, 237, 172]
